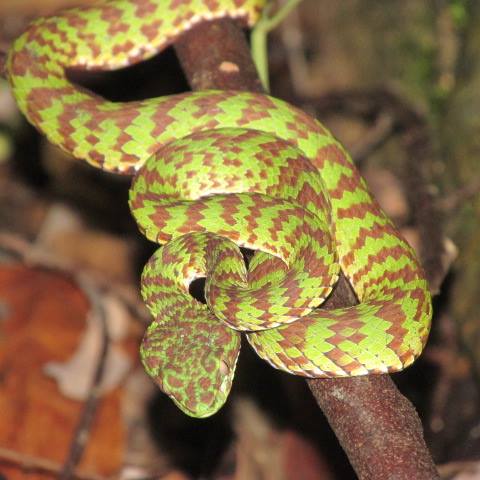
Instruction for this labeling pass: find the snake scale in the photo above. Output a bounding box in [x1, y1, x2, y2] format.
[7, 0, 432, 417]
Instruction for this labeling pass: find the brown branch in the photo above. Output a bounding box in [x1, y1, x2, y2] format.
[175, 18, 262, 92]
[173, 18, 439, 480]
[307, 374, 439, 479]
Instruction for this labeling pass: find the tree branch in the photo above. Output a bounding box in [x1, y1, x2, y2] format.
[174, 18, 439, 480]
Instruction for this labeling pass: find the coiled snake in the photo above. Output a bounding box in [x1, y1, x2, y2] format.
[7, 0, 432, 417]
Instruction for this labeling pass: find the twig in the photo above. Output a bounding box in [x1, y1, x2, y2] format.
[251, 0, 303, 90]
[173, 16, 439, 480]
[0, 446, 108, 480]
[59, 276, 110, 480]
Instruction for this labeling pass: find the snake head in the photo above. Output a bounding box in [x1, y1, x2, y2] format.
[140, 309, 241, 419]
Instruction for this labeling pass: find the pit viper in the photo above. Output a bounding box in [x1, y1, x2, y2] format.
[7, 0, 432, 418]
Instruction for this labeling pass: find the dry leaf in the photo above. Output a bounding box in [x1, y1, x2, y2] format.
[0, 264, 126, 478]
[44, 308, 131, 401]
[35, 203, 135, 283]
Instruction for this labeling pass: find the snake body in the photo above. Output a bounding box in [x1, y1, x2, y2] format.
[7, 0, 432, 417]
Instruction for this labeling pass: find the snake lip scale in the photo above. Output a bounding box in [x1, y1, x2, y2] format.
[7, 0, 432, 418]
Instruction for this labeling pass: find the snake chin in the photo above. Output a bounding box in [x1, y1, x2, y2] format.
[163, 359, 234, 419]
[172, 389, 229, 419]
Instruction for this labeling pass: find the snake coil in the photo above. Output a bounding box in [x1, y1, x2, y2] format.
[7, 0, 432, 417]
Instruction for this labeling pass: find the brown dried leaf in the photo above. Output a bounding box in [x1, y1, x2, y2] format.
[0, 264, 125, 478]
[36, 204, 135, 283]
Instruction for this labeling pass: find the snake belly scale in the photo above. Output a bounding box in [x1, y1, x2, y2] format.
[7, 0, 432, 417]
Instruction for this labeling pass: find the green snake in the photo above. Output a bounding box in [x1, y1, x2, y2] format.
[7, 0, 432, 418]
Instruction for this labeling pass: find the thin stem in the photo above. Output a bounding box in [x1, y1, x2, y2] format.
[59, 278, 109, 480]
[251, 0, 302, 91]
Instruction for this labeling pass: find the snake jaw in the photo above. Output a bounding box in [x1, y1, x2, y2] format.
[169, 392, 228, 419]
[146, 364, 232, 419]
[168, 358, 234, 419]
[175, 355, 239, 419]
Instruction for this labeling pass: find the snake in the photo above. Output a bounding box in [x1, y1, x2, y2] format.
[7, 0, 432, 418]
